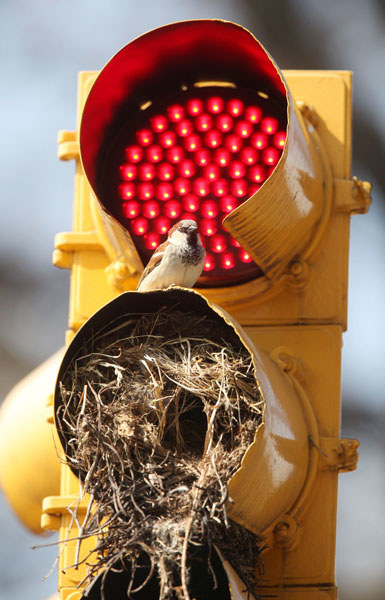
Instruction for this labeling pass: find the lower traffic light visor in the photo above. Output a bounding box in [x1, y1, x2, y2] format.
[80, 20, 327, 285]
[54, 288, 309, 536]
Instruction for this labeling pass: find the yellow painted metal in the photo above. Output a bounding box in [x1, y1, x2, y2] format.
[46, 25, 368, 600]
[0, 349, 63, 534]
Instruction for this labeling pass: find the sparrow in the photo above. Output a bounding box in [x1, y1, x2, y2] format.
[136, 220, 206, 292]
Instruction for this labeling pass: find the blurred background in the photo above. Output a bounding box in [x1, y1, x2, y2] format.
[0, 1, 384, 599]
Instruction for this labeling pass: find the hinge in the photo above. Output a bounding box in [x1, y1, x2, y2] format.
[52, 231, 102, 269]
[41, 495, 90, 531]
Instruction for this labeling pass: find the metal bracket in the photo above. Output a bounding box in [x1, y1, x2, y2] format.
[41, 494, 90, 531]
[58, 130, 79, 161]
[319, 436, 360, 472]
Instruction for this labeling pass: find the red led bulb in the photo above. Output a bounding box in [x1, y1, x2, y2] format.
[221, 251, 235, 269]
[167, 146, 184, 164]
[194, 178, 210, 197]
[184, 134, 201, 152]
[150, 115, 168, 132]
[122, 200, 140, 219]
[174, 177, 191, 196]
[195, 148, 210, 166]
[164, 200, 181, 219]
[157, 182, 173, 201]
[228, 160, 246, 179]
[136, 129, 153, 146]
[211, 234, 227, 253]
[274, 131, 286, 149]
[207, 96, 224, 114]
[159, 131, 177, 148]
[249, 165, 266, 183]
[176, 119, 193, 137]
[212, 178, 229, 198]
[251, 132, 268, 149]
[260, 117, 278, 135]
[157, 162, 175, 181]
[178, 159, 196, 178]
[231, 179, 248, 198]
[167, 104, 184, 122]
[262, 147, 281, 166]
[214, 148, 231, 167]
[240, 147, 258, 165]
[154, 216, 171, 234]
[200, 219, 218, 237]
[138, 183, 154, 200]
[216, 114, 233, 133]
[144, 232, 161, 250]
[125, 145, 143, 163]
[245, 106, 262, 124]
[227, 99, 244, 117]
[146, 145, 163, 163]
[142, 200, 160, 219]
[132, 217, 148, 236]
[205, 130, 222, 148]
[119, 182, 135, 199]
[120, 164, 137, 181]
[183, 193, 200, 212]
[203, 163, 221, 181]
[201, 199, 218, 219]
[139, 163, 156, 181]
[225, 134, 242, 153]
[195, 113, 213, 132]
[220, 195, 238, 213]
[203, 253, 215, 272]
[186, 98, 204, 116]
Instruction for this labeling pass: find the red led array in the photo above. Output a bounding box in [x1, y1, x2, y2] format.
[118, 90, 286, 285]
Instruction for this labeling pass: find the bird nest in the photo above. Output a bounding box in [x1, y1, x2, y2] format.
[57, 307, 265, 599]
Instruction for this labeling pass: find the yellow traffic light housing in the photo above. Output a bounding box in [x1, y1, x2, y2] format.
[0, 18, 372, 600]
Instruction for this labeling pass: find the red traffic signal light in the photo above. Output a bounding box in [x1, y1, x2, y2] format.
[79, 20, 325, 289]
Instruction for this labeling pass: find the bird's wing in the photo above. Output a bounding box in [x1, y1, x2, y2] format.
[136, 241, 168, 289]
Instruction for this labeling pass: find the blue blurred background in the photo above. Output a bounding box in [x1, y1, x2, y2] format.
[0, 1, 384, 598]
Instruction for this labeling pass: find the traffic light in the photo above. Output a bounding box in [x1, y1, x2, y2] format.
[0, 18, 371, 600]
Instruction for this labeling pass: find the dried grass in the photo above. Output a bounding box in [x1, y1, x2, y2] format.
[57, 308, 265, 599]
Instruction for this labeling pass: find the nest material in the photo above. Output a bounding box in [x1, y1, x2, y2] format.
[58, 308, 265, 599]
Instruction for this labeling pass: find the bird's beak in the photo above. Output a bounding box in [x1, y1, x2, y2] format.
[187, 223, 198, 234]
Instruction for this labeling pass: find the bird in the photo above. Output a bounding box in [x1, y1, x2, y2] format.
[136, 219, 206, 292]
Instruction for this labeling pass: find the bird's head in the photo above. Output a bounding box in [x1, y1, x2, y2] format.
[168, 219, 200, 245]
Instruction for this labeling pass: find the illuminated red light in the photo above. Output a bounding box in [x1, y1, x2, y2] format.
[211, 234, 227, 253]
[167, 104, 184, 122]
[117, 89, 286, 285]
[194, 178, 210, 197]
[157, 182, 173, 200]
[273, 131, 287, 149]
[228, 160, 246, 179]
[195, 148, 210, 166]
[122, 200, 140, 218]
[183, 194, 200, 212]
[157, 162, 175, 181]
[200, 219, 218, 236]
[184, 134, 201, 152]
[176, 119, 193, 137]
[142, 200, 160, 219]
[201, 199, 218, 219]
[174, 177, 191, 196]
[203, 253, 215, 272]
[159, 131, 177, 148]
[231, 179, 248, 197]
[120, 164, 137, 180]
[220, 195, 238, 213]
[125, 145, 143, 163]
[137, 129, 153, 146]
[138, 183, 154, 200]
[132, 217, 148, 236]
[221, 251, 235, 269]
[186, 98, 204, 116]
[205, 130, 222, 148]
[203, 163, 220, 181]
[212, 178, 229, 197]
[214, 148, 231, 167]
[139, 163, 156, 181]
[227, 99, 244, 117]
[235, 120, 253, 138]
[262, 147, 281, 166]
[207, 96, 224, 114]
[119, 182, 135, 199]
[261, 117, 278, 135]
[216, 114, 233, 132]
[251, 132, 268, 149]
[239, 249, 253, 263]
[164, 200, 181, 219]
[195, 113, 213, 132]
[225, 134, 242, 153]
[150, 115, 168, 132]
[154, 216, 171, 234]
[240, 147, 258, 165]
[144, 232, 161, 250]
[146, 145, 163, 163]
[178, 159, 196, 178]
[249, 165, 266, 183]
[167, 146, 184, 164]
[245, 106, 262, 124]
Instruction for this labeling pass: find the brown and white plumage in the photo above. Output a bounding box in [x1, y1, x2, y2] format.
[136, 220, 206, 292]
